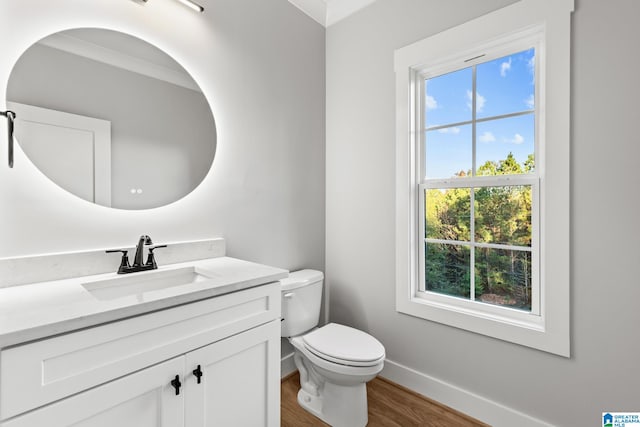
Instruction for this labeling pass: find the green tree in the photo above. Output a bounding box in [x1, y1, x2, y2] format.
[425, 152, 533, 309]
[524, 153, 535, 173]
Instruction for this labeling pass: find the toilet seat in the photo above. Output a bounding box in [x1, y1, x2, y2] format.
[302, 323, 385, 367]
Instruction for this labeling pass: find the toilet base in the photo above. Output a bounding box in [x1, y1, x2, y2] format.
[297, 388, 324, 420]
[297, 382, 368, 427]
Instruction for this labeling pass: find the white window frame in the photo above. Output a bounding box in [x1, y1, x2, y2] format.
[394, 0, 573, 357]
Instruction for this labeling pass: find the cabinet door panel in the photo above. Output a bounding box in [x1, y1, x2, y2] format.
[1, 357, 184, 427]
[185, 320, 280, 427]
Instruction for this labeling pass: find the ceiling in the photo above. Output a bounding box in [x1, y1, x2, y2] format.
[287, 0, 377, 27]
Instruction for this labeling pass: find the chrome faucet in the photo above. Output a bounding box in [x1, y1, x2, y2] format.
[106, 235, 167, 274]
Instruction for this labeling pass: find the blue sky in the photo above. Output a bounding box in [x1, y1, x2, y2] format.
[424, 48, 535, 179]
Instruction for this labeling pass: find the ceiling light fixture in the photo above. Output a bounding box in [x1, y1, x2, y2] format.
[174, 0, 204, 12]
[134, 0, 204, 13]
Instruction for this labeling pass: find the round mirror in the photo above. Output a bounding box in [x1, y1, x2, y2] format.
[6, 28, 216, 210]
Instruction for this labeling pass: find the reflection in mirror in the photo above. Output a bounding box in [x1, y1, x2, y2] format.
[6, 28, 216, 210]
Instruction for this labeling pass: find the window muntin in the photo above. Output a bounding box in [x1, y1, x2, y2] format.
[419, 47, 538, 314]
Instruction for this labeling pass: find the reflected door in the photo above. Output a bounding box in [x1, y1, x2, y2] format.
[8, 102, 111, 206]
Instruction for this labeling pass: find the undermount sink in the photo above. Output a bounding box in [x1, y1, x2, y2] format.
[82, 266, 216, 301]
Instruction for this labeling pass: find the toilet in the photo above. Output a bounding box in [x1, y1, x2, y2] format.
[280, 270, 385, 427]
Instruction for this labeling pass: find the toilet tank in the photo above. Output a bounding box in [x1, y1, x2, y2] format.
[280, 269, 324, 337]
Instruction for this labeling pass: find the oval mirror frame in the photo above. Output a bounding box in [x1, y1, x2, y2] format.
[6, 28, 217, 210]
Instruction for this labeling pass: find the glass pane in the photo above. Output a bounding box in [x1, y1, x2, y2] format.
[475, 248, 532, 311]
[425, 67, 472, 128]
[425, 124, 471, 179]
[476, 114, 535, 176]
[425, 242, 471, 299]
[425, 188, 471, 241]
[476, 48, 535, 118]
[474, 185, 532, 247]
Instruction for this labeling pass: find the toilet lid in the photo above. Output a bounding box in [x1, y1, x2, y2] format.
[302, 323, 385, 366]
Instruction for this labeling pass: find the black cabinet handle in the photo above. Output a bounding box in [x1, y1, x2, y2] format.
[170, 375, 182, 395]
[193, 365, 203, 384]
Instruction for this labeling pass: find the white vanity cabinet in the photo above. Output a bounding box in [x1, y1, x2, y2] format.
[2, 356, 185, 427]
[0, 281, 281, 427]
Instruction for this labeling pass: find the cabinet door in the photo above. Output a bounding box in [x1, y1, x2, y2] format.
[185, 320, 280, 427]
[1, 357, 185, 427]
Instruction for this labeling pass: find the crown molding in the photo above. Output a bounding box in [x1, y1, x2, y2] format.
[288, 0, 327, 26]
[38, 33, 201, 92]
[288, 0, 377, 27]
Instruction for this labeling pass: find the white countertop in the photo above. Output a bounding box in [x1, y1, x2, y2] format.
[0, 257, 288, 348]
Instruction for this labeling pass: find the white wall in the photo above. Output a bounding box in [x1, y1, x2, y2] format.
[0, 0, 325, 275]
[326, 0, 640, 426]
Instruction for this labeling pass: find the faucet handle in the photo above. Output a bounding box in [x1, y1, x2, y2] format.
[145, 245, 167, 269]
[106, 249, 130, 274]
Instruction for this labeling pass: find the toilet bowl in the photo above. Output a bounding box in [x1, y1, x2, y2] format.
[281, 270, 385, 427]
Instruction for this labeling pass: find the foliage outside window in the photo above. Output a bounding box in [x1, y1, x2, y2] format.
[420, 47, 538, 314]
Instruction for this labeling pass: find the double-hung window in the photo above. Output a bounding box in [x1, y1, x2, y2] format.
[420, 39, 540, 318]
[395, 0, 573, 356]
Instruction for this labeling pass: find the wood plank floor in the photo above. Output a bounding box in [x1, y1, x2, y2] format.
[281, 372, 489, 427]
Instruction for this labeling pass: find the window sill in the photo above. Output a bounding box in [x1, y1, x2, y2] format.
[396, 292, 568, 356]
[416, 291, 544, 331]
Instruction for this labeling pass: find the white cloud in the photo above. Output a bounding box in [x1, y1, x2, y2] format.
[525, 94, 535, 109]
[527, 54, 536, 83]
[466, 90, 486, 113]
[505, 133, 525, 144]
[479, 131, 496, 143]
[500, 58, 512, 77]
[527, 54, 536, 73]
[477, 93, 486, 112]
[438, 127, 461, 134]
[425, 95, 438, 110]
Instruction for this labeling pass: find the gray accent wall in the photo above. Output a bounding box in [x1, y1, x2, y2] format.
[326, 0, 640, 425]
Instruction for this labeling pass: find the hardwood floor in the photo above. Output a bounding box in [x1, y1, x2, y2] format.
[281, 372, 489, 427]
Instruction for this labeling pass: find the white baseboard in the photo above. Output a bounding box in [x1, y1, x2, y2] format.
[281, 352, 297, 378]
[380, 359, 553, 427]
